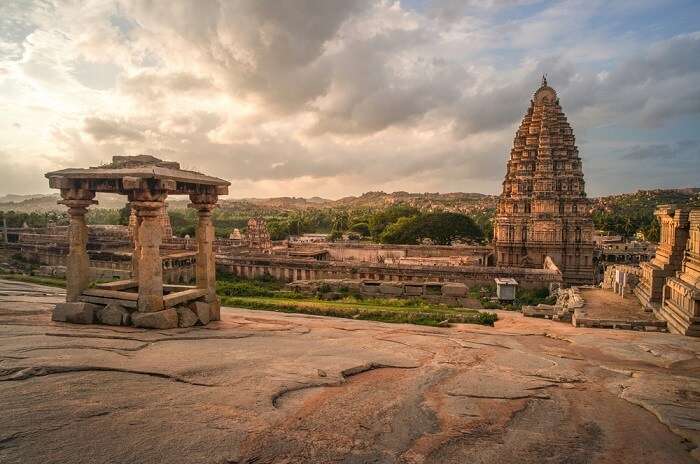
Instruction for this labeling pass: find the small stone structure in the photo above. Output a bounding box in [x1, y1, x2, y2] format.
[659, 209, 700, 336]
[522, 287, 582, 322]
[634, 205, 690, 310]
[495, 278, 518, 301]
[45, 155, 229, 329]
[602, 265, 641, 298]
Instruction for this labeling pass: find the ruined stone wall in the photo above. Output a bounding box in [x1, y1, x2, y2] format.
[286, 242, 493, 265]
[286, 279, 477, 306]
[216, 255, 561, 289]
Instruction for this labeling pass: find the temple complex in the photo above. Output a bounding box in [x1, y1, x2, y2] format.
[44, 155, 229, 329]
[494, 77, 595, 285]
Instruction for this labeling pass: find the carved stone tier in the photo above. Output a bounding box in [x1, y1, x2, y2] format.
[493, 78, 594, 285]
[634, 205, 690, 309]
[658, 209, 700, 336]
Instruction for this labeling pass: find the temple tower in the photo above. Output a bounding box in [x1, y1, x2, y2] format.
[246, 217, 272, 253]
[493, 77, 595, 285]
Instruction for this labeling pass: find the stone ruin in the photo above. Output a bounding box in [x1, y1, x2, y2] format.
[634, 205, 690, 310]
[657, 208, 700, 336]
[45, 155, 230, 329]
[246, 217, 272, 253]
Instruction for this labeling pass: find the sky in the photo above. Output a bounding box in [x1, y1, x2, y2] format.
[0, 0, 699, 199]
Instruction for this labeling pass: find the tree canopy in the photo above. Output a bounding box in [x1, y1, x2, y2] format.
[379, 212, 483, 245]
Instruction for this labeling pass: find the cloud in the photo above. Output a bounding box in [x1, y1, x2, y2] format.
[119, 71, 215, 100]
[622, 140, 700, 161]
[0, 0, 699, 198]
[84, 117, 145, 142]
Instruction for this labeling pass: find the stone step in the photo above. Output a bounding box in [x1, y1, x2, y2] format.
[658, 302, 700, 337]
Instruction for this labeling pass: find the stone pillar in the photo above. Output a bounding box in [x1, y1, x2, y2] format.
[59, 189, 97, 302]
[130, 197, 166, 312]
[190, 193, 218, 302]
[131, 213, 142, 280]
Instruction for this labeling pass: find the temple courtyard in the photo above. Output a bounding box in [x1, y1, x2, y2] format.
[1, 278, 699, 464]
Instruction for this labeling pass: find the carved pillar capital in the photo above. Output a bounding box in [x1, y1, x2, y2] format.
[189, 192, 218, 214]
[58, 188, 97, 216]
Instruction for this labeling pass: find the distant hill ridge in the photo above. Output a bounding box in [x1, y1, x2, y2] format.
[1, 188, 698, 214]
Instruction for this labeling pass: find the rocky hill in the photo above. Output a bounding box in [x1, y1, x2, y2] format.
[590, 188, 700, 215]
[2, 188, 699, 216]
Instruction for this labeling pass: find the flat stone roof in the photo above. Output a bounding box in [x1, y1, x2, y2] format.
[45, 155, 230, 189]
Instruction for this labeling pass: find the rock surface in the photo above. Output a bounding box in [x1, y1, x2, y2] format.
[1, 278, 699, 464]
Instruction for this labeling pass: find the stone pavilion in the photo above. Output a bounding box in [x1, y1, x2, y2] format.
[45, 155, 230, 329]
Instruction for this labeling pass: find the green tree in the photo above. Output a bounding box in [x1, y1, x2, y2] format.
[379, 212, 483, 245]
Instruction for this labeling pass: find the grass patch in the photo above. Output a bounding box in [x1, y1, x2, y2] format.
[220, 295, 497, 327]
[0, 273, 67, 288]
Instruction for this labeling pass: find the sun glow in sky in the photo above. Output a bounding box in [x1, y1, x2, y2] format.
[1, 0, 699, 198]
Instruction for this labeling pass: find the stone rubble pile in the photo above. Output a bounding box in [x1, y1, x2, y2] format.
[51, 299, 220, 329]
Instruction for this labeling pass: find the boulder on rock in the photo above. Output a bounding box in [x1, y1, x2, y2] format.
[131, 309, 178, 329]
[191, 301, 211, 325]
[96, 303, 131, 326]
[175, 306, 198, 328]
[52, 302, 97, 324]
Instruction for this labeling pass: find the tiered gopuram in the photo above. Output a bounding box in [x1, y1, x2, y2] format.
[494, 77, 595, 285]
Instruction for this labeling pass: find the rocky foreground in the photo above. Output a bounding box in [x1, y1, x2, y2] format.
[0, 279, 698, 464]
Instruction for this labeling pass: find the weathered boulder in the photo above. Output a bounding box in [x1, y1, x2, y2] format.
[442, 283, 468, 297]
[175, 306, 198, 328]
[131, 309, 178, 329]
[191, 301, 211, 325]
[52, 302, 97, 324]
[96, 303, 131, 326]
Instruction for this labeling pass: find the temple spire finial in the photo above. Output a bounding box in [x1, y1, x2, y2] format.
[541, 74, 547, 87]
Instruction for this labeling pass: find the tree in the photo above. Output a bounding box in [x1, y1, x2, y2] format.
[368, 205, 419, 240]
[379, 212, 483, 245]
[349, 222, 370, 237]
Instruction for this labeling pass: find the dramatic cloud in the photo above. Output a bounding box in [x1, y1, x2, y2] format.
[0, 0, 699, 198]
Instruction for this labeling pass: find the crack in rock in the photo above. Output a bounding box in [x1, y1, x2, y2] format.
[446, 391, 551, 400]
[16, 344, 149, 357]
[45, 332, 254, 344]
[271, 362, 419, 408]
[0, 365, 217, 386]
